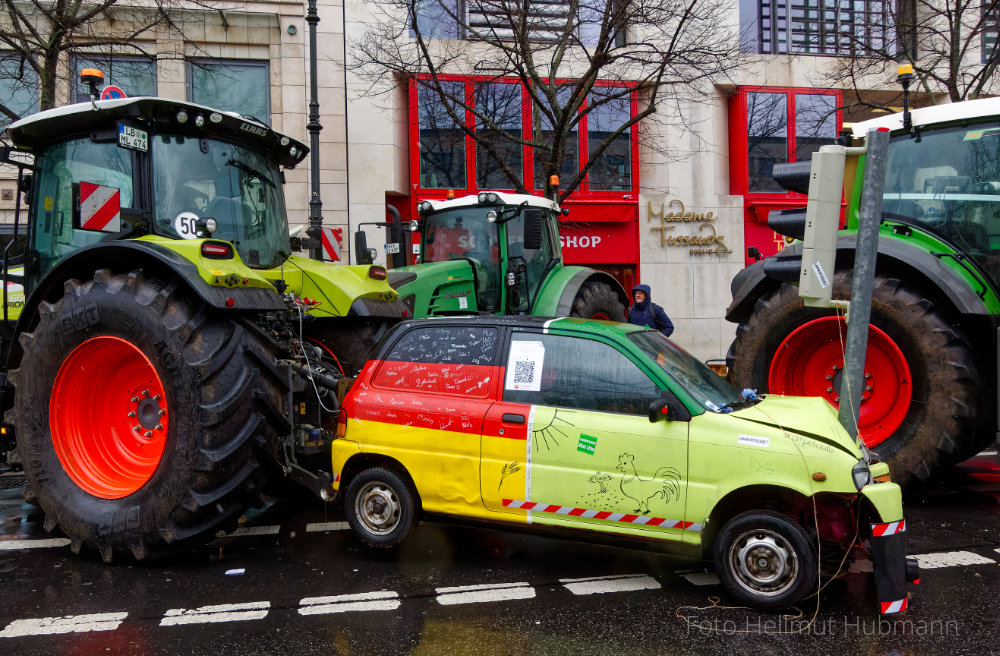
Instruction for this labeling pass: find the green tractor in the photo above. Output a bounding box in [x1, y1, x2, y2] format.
[0, 94, 406, 560]
[726, 96, 1000, 487]
[366, 191, 629, 320]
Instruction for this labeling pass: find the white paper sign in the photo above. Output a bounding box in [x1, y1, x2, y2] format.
[506, 340, 545, 391]
[738, 434, 770, 448]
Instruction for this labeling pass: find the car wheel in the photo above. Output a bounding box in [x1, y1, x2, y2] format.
[344, 467, 418, 548]
[713, 510, 817, 610]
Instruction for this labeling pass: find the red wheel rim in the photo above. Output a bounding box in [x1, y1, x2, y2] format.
[50, 336, 169, 499]
[768, 317, 912, 448]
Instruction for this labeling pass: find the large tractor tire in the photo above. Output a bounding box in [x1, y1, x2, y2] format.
[11, 268, 289, 562]
[727, 271, 978, 488]
[570, 280, 626, 322]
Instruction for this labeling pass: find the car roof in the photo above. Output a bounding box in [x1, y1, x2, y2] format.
[390, 315, 644, 336]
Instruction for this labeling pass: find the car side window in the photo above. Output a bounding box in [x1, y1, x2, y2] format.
[503, 332, 661, 415]
[372, 325, 498, 397]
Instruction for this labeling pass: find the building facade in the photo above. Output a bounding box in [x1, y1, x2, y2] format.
[1, 0, 996, 361]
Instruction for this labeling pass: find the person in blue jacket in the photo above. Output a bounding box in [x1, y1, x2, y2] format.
[627, 283, 674, 337]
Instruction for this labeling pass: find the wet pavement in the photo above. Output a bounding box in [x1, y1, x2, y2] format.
[0, 448, 997, 656]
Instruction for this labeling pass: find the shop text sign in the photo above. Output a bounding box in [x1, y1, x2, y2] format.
[647, 199, 731, 256]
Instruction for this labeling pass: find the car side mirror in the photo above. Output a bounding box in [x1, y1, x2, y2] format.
[648, 394, 691, 423]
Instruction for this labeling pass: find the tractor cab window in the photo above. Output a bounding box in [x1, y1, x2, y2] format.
[883, 122, 1000, 281]
[30, 137, 135, 278]
[152, 134, 290, 268]
[505, 209, 557, 312]
[422, 208, 501, 312]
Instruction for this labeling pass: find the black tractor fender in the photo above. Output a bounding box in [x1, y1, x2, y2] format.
[548, 268, 630, 317]
[7, 240, 285, 369]
[726, 235, 992, 324]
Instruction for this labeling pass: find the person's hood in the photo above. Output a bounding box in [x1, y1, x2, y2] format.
[632, 283, 652, 299]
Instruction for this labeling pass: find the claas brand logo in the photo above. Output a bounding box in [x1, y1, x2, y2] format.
[239, 122, 268, 138]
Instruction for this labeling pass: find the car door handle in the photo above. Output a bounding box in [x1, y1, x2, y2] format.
[502, 413, 525, 424]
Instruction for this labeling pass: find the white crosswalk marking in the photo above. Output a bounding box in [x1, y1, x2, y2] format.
[221, 526, 280, 537]
[436, 582, 535, 605]
[0, 538, 71, 551]
[160, 602, 270, 626]
[559, 574, 662, 595]
[912, 551, 996, 569]
[0, 612, 128, 638]
[299, 590, 401, 615]
[305, 522, 351, 533]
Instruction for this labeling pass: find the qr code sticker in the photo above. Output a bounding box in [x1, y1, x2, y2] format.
[512, 360, 535, 385]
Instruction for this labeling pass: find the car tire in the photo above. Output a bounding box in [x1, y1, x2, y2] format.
[344, 467, 418, 548]
[713, 510, 817, 610]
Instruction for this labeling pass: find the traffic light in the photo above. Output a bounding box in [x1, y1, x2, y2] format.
[763, 147, 847, 307]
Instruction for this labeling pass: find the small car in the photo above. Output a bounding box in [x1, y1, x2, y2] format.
[331, 316, 916, 612]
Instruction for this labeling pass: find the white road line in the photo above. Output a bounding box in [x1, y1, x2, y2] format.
[160, 602, 270, 626]
[299, 590, 401, 615]
[559, 574, 661, 595]
[0, 538, 70, 550]
[680, 571, 721, 586]
[912, 551, 996, 569]
[305, 522, 350, 533]
[0, 612, 127, 638]
[221, 526, 281, 537]
[436, 582, 536, 605]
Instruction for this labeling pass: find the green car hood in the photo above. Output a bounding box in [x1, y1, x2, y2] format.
[732, 395, 862, 458]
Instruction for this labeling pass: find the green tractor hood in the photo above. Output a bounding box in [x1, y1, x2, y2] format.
[389, 260, 480, 316]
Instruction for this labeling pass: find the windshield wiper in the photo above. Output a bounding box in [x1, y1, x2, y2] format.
[226, 159, 275, 187]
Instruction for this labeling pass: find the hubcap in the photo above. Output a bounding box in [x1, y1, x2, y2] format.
[355, 481, 401, 535]
[768, 317, 912, 448]
[50, 336, 169, 499]
[729, 528, 799, 596]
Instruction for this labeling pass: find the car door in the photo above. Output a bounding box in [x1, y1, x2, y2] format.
[481, 330, 692, 541]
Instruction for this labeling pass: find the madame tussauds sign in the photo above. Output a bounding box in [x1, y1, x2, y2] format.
[647, 199, 731, 256]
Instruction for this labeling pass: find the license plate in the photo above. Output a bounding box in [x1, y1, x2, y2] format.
[118, 124, 148, 152]
[384, 243, 401, 254]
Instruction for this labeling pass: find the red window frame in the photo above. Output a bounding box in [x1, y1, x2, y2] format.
[408, 75, 640, 205]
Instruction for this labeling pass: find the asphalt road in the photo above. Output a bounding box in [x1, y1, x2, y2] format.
[1, 448, 997, 656]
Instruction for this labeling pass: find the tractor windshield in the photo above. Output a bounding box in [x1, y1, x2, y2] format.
[422, 207, 502, 312]
[882, 122, 1000, 281]
[152, 134, 290, 268]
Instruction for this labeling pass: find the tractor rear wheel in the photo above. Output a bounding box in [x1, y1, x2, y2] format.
[12, 268, 289, 561]
[727, 271, 978, 488]
[570, 280, 626, 321]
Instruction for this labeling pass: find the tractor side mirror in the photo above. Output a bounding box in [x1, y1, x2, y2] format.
[355, 230, 374, 265]
[523, 208, 545, 250]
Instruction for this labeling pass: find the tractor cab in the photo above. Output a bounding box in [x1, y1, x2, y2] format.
[401, 192, 562, 314]
[5, 95, 308, 294]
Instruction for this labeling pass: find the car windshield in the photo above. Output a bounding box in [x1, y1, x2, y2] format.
[882, 122, 1000, 282]
[152, 134, 290, 268]
[422, 207, 501, 311]
[629, 330, 746, 413]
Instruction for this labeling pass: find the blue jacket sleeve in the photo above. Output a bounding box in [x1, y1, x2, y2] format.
[653, 304, 674, 337]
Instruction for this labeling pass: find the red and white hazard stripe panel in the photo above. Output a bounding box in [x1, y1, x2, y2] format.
[79, 182, 121, 233]
[321, 228, 342, 261]
[503, 499, 702, 532]
[881, 597, 908, 614]
[872, 520, 906, 537]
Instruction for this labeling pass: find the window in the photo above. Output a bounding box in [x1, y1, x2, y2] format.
[587, 89, 631, 191]
[30, 138, 135, 276]
[985, 3, 999, 64]
[418, 82, 468, 189]
[503, 333, 661, 415]
[0, 54, 38, 129]
[532, 87, 578, 190]
[742, 0, 895, 55]
[411, 0, 606, 44]
[373, 325, 498, 396]
[72, 56, 156, 103]
[475, 82, 523, 189]
[188, 60, 270, 124]
[745, 90, 839, 193]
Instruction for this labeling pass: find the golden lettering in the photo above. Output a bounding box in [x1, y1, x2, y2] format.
[647, 198, 730, 256]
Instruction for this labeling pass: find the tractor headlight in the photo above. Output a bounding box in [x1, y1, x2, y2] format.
[852, 459, 872, 490]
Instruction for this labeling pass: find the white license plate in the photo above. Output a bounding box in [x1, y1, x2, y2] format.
[384, 243, 401, 254]
[118, 125, 148, 152]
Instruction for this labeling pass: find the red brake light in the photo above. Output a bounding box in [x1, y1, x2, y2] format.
[368, 266, 387, 280]
[201, 242, 233, 259]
